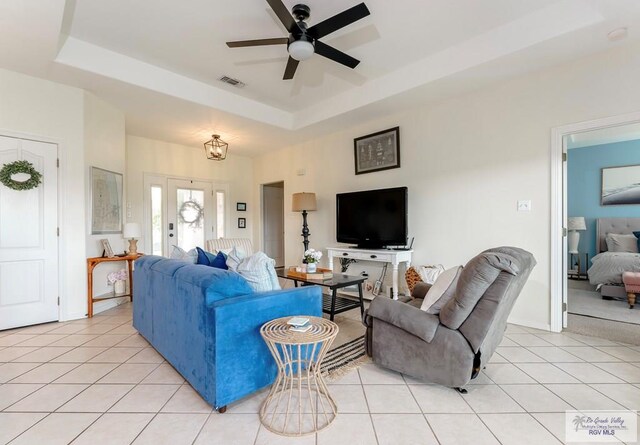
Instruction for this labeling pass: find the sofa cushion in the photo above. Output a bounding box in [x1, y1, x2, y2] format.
[420, 266, 462, 314]
[439, 252, 519, 330]
[236, 252, 281, 292]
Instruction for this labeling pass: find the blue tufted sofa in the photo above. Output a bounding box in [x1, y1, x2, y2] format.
[132, 255, 322, 412]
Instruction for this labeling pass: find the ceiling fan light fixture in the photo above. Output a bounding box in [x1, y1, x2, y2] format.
[288, 40, 315, 61]
[204, 134, 228, 161]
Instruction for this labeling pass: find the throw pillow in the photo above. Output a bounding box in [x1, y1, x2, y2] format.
[605, 233, 639, 253]
[420, 266, 462, 314]
[226, 246, 247, 271]
[236, 252, 281, 292]
[169, 245, 197, 263]
[196, 247, 228, 270]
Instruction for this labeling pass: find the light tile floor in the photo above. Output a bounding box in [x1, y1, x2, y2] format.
[1, 303, 640, 445]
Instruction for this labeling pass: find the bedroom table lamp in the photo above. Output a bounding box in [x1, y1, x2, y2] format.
[292, 192, 317, 253]
[567, 217, 586, 254]
[123, 222, 142, 255]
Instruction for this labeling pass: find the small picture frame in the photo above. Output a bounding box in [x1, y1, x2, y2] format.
[100, 239, 115, 258]
[354, 126, 400, 175]
[236, 202, 247, 211]
[238, 217, 246, 229]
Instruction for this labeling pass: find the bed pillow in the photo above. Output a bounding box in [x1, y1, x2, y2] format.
[605, 233, 639, 253]
[633, 232, 640, 252]
[420, 266, 462, 314]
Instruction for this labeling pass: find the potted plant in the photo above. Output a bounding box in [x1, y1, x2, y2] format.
[303, 249, 322, 273]
[107, 269, 128, 295]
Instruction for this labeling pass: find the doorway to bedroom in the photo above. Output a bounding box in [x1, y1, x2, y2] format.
[564, 122, 640, 339]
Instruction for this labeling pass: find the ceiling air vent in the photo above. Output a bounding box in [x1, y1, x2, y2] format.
[218, 76, 246, 88]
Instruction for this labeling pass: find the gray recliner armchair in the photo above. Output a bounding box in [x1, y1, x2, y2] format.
[363, 247, 536, 390]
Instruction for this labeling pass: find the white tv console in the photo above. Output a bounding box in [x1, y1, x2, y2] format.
[326, 247, 413, 300]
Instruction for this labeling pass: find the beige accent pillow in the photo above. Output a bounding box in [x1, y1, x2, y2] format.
[605, 233, 639, 253]
[420, 266, 462, 314]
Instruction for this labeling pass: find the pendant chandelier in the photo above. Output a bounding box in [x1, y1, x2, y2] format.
[204, 134, 228, 161]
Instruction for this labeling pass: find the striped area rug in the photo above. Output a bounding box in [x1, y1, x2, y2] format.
[321, 335, 369, 379]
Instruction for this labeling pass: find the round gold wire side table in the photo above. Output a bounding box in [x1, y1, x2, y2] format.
[259, 316, 339, 436]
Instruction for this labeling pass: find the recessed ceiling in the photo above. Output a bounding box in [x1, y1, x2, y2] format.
[2, 0, 640, 156]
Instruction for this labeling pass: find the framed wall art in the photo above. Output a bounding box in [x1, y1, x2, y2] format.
[354, 126, 400, 175]
[238, 217, 246, 229]
[91, 167, 123, 234]
[601, 164, 640, 205]
[237, 202, 247, 211]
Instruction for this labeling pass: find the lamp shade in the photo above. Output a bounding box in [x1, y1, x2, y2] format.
[292, 193, 317, 212]
[123, 222, 141, 239]
[568, 217, 586, 231]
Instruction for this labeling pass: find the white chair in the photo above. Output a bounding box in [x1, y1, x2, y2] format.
[205, 238, 254, 256]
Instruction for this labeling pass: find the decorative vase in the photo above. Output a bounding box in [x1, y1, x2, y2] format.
[307, 262, 317, 273]
[114, 280, 126, 295]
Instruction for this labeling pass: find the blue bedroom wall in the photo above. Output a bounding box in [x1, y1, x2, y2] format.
[568, 139, 640, 261]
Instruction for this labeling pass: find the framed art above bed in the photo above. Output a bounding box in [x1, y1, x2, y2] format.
[601, 164, 640, 206]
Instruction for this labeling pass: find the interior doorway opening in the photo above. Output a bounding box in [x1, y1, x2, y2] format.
[262, 182, 285, 267]
[551, 112, 640, 343]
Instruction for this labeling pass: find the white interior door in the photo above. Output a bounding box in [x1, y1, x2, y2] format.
[167, 179, 214, 251]
[263, 183, 284, 267]
[0, 136, 58, 330]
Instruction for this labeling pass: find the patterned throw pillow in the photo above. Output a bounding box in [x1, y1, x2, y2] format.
[236, 252, 281, 292]
[405, 267, 423, 293]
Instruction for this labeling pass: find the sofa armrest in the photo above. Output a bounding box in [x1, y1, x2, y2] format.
[210, 286, 323, 406]
[367, 296, 440, 343]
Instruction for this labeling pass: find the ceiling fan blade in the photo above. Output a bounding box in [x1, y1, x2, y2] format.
[314, 40, 360, 69]
[307, 3, 370, 39]
[266, 0, 300, 33]
[226, 37, 288, 48]
[283, 56, 299, 80]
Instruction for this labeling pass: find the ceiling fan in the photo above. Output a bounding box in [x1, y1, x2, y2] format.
[226, 0, 370, 80]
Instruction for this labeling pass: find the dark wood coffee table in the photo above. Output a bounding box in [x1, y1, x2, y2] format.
[276, 268, 366, 321]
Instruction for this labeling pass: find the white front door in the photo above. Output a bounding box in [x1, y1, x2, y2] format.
[0, 136, 58, 330]
[167, 179, 214, 251]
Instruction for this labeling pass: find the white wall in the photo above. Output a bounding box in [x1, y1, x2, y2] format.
[126, 135, 254, 253]
[83, 92, 127, 312]
[253, 42, 640, 330]
[0, 68, 86, 321]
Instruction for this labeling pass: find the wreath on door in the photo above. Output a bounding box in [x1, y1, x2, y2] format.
[0, 160, 43, 191]
[179, 200, 204, 228]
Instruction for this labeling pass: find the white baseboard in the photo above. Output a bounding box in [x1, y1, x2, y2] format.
[507, 317, 551, 332]
[93, 297, 129, 315]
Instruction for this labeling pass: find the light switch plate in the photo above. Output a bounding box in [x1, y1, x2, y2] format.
[517, 200, 531, 212]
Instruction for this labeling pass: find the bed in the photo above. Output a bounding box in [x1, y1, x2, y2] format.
[587, 217, 640, 299]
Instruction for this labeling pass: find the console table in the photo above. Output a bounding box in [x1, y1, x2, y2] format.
[86, 253, 142, 318]
[326, 247, 413, 300]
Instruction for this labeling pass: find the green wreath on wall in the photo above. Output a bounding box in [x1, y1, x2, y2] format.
[0, 160, 43, 191]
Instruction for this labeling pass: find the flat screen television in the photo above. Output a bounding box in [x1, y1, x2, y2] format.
[336, 187, 408, 248]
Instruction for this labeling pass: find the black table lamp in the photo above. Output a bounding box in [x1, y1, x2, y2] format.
[292, 192, 317, 253]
